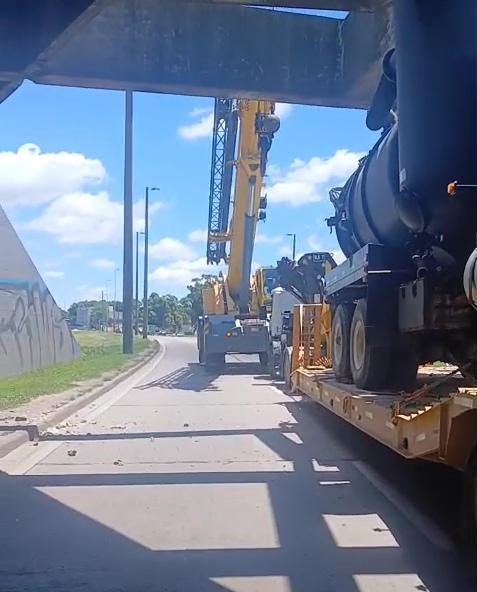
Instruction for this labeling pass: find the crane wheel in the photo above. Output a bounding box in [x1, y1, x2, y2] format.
[259, 351, 269, 368]
[350, 299, 389, 390]
[205, 353, 225, 372]
[331, 303, 354, 383]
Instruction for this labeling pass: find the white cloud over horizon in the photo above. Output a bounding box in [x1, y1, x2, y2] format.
[149, 237, 197, 261]
[188, 228, 208, 243]
[43, 270, 64, 279]
[91, 258, 117, 270]
[0, 144, 105, 207]
[267, 149, 363, 207]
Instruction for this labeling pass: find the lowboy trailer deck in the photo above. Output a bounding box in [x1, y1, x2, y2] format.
[288, 304, 477, 551]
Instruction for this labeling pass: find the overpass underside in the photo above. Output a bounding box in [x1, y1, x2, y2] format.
[0, 0, 392, 108]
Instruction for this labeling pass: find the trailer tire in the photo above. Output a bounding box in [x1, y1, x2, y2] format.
[331, 303, 354, 383]
[350, 299, 389, 390]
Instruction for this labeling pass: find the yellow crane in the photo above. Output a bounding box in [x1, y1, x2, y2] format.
[197, 98, 280, 369]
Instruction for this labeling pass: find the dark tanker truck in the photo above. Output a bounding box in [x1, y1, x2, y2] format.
[325, 0, 477, 392]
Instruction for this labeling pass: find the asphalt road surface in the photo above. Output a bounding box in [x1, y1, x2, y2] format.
[0, 336, 475, 592]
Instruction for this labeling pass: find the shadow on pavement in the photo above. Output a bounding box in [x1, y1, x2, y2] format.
[1, 383, 474, 591]
[136, 361, 270, 392]
[136, 363, 220, 392]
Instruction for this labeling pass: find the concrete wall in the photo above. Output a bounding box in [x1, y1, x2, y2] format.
[0, 206, 80, 378]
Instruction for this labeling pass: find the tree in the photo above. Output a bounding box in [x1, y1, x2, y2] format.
[185, 274, 218, 328]
[147, 293, 187, 333]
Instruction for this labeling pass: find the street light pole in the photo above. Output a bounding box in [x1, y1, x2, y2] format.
[135, 230, 144, 335]
[122, 90, 134, 353]
[143, 186, 159, 339]
[287, 233, 296, 261]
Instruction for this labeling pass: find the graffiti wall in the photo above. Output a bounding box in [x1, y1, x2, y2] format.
[0, 207, 80, 378]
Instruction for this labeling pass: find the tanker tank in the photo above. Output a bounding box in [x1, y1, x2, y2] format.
[326, 0, 477, 390]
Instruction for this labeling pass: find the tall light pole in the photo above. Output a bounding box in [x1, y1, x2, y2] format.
[286, 233, 296, 261]
[135, 230, 144, 335]
[113, 267, 120, 332]
[122, 90, 134, 353]
[143, 186, 159, 339]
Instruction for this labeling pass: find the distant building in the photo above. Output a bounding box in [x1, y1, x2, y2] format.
[77, 305, 92, 328]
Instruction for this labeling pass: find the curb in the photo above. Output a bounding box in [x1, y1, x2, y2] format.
[0, 340, 162, 458]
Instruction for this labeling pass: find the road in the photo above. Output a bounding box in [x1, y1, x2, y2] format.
[0, 336, 475, 592]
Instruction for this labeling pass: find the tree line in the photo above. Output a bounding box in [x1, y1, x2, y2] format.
[67, 274, 217, 333]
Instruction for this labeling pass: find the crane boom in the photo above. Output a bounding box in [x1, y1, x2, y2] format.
[205, 98, 279, 313]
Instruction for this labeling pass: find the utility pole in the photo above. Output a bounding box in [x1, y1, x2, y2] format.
[101, 289, 105, 331]
[122, 90, 134, 353]
[113, 267, 120, 332]
[287, 233, 296, 261]
[135, 230, 144, 335]
[143, 186, 159, 339]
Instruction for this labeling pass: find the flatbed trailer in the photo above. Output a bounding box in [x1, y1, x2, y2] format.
[292, 366, 477, 469]
[288, 304, 477, 550]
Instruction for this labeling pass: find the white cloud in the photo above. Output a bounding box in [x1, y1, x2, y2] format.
[332, 250, 346, 265]
[43, 270, 64, 279]
[278, 245, 292, 257]
[275, 103, 294, 119]
[26, 191, 165, 245]
[307, 234, 323, 251]
[307, 234, 346, 265]
[149, 237, 197, 261]
[150, 256, 223, 286]
[189, 107, 213, 118]
[64, 251, 83, 260]
[256, 233, 283, 245]
[178, 110, 214, 141]
[267, 149, 363, 207]
[188, 229, 208, 243]
[0, 144, 105, 207]
[91, 258, 116, 270]
[77, 283, 106, 302]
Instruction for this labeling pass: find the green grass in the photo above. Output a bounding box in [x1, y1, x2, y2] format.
[0, 331, 153, 410]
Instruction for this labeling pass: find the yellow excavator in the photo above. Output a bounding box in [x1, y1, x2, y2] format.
[197, 98, 280, 369]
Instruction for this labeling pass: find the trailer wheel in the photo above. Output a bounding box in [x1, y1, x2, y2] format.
[350, 299, 389, 390]
[331, 303, 354, 382]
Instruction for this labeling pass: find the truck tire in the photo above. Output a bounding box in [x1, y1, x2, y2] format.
[350, 299, 389, 390]
[205, 353, 225, 372]
[259, 351, 269, 368]
[388, 342, 418, 392]
[331, 303, 354, 383]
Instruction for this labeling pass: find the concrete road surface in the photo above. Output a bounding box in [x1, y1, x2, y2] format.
[0, 336, 474, 592]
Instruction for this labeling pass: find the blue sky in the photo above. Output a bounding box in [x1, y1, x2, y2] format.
[0, 77, 377, 308]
